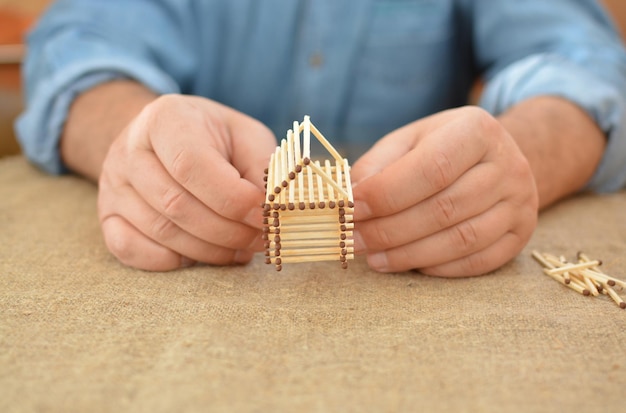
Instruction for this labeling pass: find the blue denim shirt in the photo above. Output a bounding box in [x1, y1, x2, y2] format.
[16, 0, 626, 192]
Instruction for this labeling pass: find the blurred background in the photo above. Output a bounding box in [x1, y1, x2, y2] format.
[1, 0, 625, 159]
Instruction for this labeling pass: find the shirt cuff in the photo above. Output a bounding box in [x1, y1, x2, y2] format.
[16, 58, 180, 175]
[480, 53, 626, 192]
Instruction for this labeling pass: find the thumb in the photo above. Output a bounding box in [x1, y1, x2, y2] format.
[225, 112, 277, 190]
[351, 108, 462, 185]
[351, 124, 415, 186]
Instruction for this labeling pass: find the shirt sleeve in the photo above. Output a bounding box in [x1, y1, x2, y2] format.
[15, 0, 198, 174]
[472, 0, 626, 192]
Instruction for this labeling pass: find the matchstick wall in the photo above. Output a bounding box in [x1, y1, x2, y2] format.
[262, 116, 354, 271]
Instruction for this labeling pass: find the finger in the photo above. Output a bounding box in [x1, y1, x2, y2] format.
[99, 180, 254, 266]
[417, 232, 528, 277]
[122, 148, 264, 251]
[366, 200, 521, 273]
[101, 214, 189, 271]
[355, 161, 503, 252]
[351, 108, 465, 184]
[353, 108, 499, 220]
[139, 96, 269, 228]
[224, 110, 277, 189]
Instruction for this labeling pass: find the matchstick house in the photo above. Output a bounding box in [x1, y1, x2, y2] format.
[262, 116, 354, 271]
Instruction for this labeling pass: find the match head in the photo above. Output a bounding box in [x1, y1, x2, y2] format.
[620, 302, 626, 309]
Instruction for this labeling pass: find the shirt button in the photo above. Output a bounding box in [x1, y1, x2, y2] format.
[309, 51, 324, 68]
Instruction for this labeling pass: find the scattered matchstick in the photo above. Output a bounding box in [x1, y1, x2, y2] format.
[532, 250, 626, 309]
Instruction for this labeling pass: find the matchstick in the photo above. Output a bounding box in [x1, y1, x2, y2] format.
[275, 230, 353, 240]
[325, 160, 335, 204]
[605, 284, 626, 309]
[268, 246, 354, 257]
[307, 117, 344, 162]
[275, 223, 354, 233]
[273, 147, 281, 196]
[335, 159, 343, 203]
[280, 139, 288, 185]
[546, 260, 603, 275]
[531, 250, 555, 269]
[315, 161, 325, 206]
[287, 130, 295, 173]
[269, 238, 354, 248]
[265, 153, 275, 203]
[343, 158, 354, 203]
[306, 163, 315, 207]
[302, 118, 310, 160]
[277, 254, 355, 264]
[293, 122, 302, 163]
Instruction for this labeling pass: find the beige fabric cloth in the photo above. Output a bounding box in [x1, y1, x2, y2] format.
[1, 155, 625, 413]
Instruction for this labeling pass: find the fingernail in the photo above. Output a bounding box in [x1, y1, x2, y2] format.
[352, 230, 367, 253]
[180, 256, 197, 268]
[248, 234, 265, 252]
[244, 207, 262, 228]
[354, 200, 372, 221]
[367, 251, 388, 272]
[234, 250, 252, 264]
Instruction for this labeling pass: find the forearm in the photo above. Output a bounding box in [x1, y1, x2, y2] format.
[60, 80, 158, 181]
[497, 96, 606, 209]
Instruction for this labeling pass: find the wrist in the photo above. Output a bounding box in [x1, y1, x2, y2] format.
[61, 80, 158, 181]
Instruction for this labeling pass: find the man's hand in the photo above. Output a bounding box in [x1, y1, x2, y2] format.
[351, 106, 539, 277]
[97, 95, 276, 270]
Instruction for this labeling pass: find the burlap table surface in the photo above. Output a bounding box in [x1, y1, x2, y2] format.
[1, 155, 625, 413]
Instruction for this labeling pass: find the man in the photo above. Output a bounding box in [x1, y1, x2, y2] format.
[17, 0, 626, 276]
